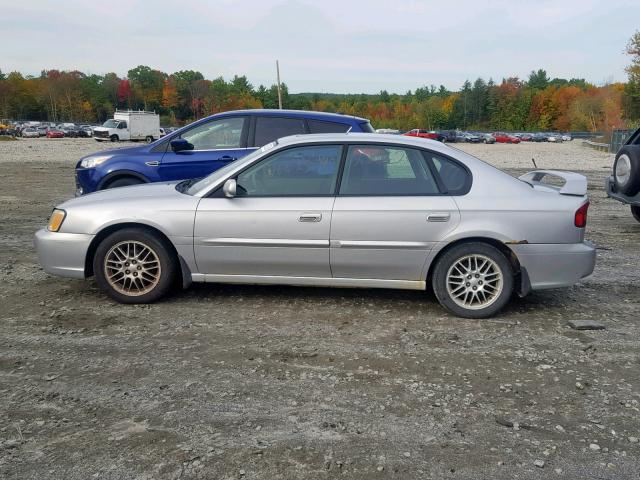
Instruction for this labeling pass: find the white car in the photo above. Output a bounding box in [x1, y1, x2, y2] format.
[21, 127, 39, 138]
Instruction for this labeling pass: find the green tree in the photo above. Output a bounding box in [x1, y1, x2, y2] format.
[527, 69, 549, 90]
[623, 30, 640, 121]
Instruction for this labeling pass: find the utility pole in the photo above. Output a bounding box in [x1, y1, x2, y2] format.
[276, 60, 283, 110]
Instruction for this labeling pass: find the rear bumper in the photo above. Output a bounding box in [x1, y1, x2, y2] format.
[510, 242, 596, 290]
[34, 229, 94, 279]
[605, 176, 640, 206]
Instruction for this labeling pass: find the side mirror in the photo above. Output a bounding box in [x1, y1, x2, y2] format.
[171, 138, 194, 153]
[223, 178, 237, 198]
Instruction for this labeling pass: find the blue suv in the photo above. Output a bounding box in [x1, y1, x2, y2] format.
[75, 109, 374, 195]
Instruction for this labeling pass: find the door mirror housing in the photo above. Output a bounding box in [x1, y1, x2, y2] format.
[170, 138, 194, 153]
[223, 178, 237, 198]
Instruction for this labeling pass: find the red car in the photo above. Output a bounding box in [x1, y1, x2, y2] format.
[493, 132, 521, 144]
[46, 128, 64, 138]
[404, 129, 445, 142]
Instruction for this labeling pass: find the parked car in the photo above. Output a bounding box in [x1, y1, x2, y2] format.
[60, 126, 78, 138]
[463, 132, 482, 143]
[36, 126, 48, 137]
[493, 132, 521, 144]
[404, 129, 445, 142]
[75, 109, 375, 195]
[605, 126, 640, 222]
[79, 125, 93, 137]
[21, 127, 39, 138]
[546, 133, 563, 143]
[159, 127, 167, 137]
[46, 128, 65, 138]
[520, 133, 534, 142]
[532, 133, 548, 142]
[562, 133, 572, 141]
[481, 133, 496, 144]
[36, 133, 595, 318]
[439, 130, 458, 143]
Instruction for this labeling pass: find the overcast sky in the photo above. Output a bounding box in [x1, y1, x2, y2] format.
[2, 0, 637, 93]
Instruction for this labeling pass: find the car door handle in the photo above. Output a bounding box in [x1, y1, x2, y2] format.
[220, 155, 236, 161]
[145, 161, 159, 167]
[427, 213, 450, 222]
[299, 213, 322, 222]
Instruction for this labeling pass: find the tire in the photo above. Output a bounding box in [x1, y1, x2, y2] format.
[105, 177, 144, 189]
[110, 135, 119, 142]
[145, 136, 154, 143]
[613, 146, 640, 196]
[93, 228, 177, 304]
[432, 242, 514, 319]
[632, 205, 640, 223]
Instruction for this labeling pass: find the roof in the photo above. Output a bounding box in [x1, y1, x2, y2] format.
[214, 109, 369, 123]
[276, 132, 449, 153]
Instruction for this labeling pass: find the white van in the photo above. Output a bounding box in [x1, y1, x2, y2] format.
[93, 110, 160, 142]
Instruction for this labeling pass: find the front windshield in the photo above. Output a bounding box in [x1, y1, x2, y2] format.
[103, 119, 119, 128]
[185, 142, 278, 195]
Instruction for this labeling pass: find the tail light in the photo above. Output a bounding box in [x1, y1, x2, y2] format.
[574, 202, 589, 228]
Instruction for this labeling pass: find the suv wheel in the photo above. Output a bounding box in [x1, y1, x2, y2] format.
[614, 146, 640, 195]
[105, 177, 144, 189]
[432, 242, 514, 318]
[93, 228, 177, 304]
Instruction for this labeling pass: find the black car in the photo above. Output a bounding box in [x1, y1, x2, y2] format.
[532, 133, 547, 142]
[439, 130, 458, 143]
[60, 126, 78, 137]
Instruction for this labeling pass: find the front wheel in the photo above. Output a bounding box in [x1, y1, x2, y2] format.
[632, 205, 640, 223]
[432, 242, 514, 318]
[110, 134, 119, 142]
[93, 228, 177, 304]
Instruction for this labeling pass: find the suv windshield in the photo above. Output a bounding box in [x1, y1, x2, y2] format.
[103, 119, 119, 128]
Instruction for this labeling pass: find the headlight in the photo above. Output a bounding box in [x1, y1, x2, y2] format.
[47, 209, 66, 232]
[80, 155, 112, 168]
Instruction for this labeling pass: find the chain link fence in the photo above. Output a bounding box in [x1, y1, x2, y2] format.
[610, 128, 638, 153]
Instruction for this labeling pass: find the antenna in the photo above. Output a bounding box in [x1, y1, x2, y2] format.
[276, 60, 283, 110]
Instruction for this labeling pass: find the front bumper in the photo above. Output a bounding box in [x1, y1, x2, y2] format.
[34, 229, 94, 279]
[510, 242, 596, 290]
[605, 176, 640, 206]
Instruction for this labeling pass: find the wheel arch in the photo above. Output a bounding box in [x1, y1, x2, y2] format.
[84, 222, 191, 288]
[97, 170, 150, 190]
[425, 236, 529, 295]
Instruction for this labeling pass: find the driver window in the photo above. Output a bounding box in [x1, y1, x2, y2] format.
[236, 145, 342, 196]
[181, 117, 246, 150]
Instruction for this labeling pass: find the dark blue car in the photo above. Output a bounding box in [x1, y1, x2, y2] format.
[75, 109, 374, 195]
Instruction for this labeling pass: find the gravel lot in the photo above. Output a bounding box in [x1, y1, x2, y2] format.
[1, 138, 639, 479]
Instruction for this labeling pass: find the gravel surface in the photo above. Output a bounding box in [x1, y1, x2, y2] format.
[1, 138, 639, 479]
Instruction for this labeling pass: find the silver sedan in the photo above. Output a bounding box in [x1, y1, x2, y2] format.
[34, 134, 596, 318]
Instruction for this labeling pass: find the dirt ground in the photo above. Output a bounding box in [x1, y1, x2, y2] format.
[0, 138, 639, 479]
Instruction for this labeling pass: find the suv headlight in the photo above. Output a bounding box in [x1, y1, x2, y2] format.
[80, 155, 112, 168]
[47, 209, 66, 232]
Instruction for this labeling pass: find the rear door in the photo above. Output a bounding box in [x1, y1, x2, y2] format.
[159, 116, 250, 181]
[330, 144, 460, 281]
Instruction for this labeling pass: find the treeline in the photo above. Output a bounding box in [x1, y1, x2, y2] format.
[0, 66, 636, 132]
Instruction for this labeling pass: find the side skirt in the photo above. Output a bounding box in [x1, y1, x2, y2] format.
[191, 273, 425, 291]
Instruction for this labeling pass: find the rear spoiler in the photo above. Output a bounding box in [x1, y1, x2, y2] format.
[518, 170, 587, 196]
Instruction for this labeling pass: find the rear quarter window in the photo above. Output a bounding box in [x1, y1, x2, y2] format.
[425, 152, 472, 195]
[254, 117, 306, 147]
[307, 119, 351, 134]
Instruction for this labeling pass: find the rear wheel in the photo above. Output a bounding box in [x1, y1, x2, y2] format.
[432, 242, 514, 318]
[105, 177, 143, 189]
[93, 228, 177, 304]
[146, 136, 154, 143]
[614, 146, 640, 195]
[632, 205, 640, 223]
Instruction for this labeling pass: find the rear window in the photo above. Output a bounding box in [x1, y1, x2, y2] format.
[254, 117, 306, 147]
[359, 121, 375, 133]
[307, 119, 351, 134]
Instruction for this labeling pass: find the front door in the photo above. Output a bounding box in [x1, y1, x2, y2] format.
[159, 116, 251, 181]
[330, 144, 460, 280]
[193, 144, 343, 277]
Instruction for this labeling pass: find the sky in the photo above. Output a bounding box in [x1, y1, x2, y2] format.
[2, 0, 638, 94]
